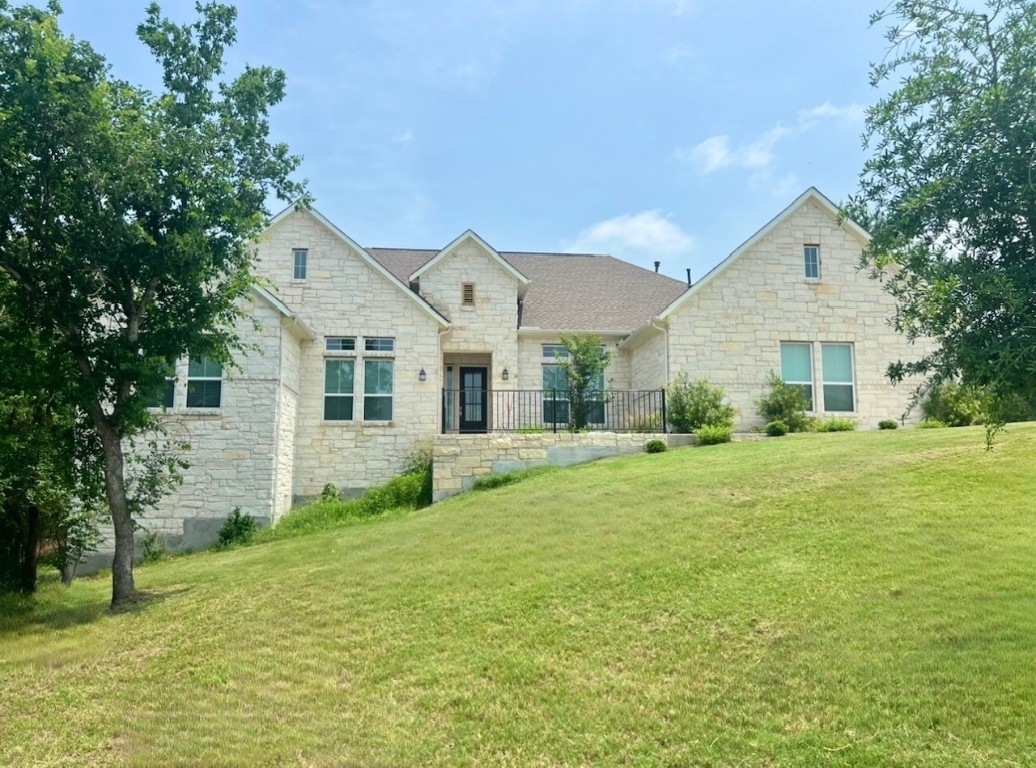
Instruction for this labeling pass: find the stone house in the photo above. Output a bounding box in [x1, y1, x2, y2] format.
[131, 186, 928, 552]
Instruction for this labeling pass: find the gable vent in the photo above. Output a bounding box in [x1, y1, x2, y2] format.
[462, 283, 475, 306]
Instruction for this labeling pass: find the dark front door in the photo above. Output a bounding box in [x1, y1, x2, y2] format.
[459, 367, 488, 433]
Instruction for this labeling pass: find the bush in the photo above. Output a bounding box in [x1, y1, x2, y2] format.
[695, 423, 733, 445]
[630, 413, 661, 433]
[356, 473, 427, 517]
[667, 374, 736, 433]
[402, 445, 433, 508]
[217, 507, 257, 548]
[140, 530, 165, 563]
[755, 372, 813, 432]
[918, 419, 947, 429]
[645, 439, 668, 453]
[318, 483, 340, 502]
[765, 420, 788, 437]
[922, 381, 989, 426]
[878, 419, 899, 430]
[814, 417, 858, 432]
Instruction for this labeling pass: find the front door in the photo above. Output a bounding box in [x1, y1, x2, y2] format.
[459, 366, 488, 433]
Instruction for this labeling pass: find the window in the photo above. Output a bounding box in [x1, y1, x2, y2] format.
[822, 343, 855, 412]
[542, 364, 569, 425]
[804, 244, 820, 279]
[780, 342, 814, 410]
[364, 337, 394, 352]
[542, 344, 570, 359]
[186, 355, 222, 408]
[324, 359, 355, 420]
[364, 360, 393, 420]
[145, 374, 175, 409]
[325, 336, 355, 352]
[462, 283, 475, 306]
[293, 248, 308, 280]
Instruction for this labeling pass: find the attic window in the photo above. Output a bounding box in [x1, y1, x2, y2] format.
[462, 283, 475, 306]
[293, 248, 308, 280]
[803, 244, 820, 279]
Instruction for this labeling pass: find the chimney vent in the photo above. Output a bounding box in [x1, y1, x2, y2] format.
[686, 268, 692, 286]
[653, 261, 660, 273]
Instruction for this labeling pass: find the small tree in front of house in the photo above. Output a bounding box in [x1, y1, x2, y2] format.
[558, 333, 611, 431]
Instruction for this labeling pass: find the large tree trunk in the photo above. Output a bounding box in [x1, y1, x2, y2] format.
[18, 503, 42, 593]
[96, 422, 135, 607]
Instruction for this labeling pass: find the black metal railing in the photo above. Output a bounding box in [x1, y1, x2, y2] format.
[441, 388, 667, 434]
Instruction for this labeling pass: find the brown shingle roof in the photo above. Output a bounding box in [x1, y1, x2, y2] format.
[367, 247, 688, 334]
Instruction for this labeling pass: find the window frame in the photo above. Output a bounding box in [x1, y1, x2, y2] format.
[821, 343, 856, 413]
[364, 337, 395, 353]
[779, 342, 815, 411]
[292, 248, 308, 281]
[363, 358, 394, 421]
[803, 244, 820, 279]
[325, 336, 356, 352]
[324, 358, 356, 421]
[186, 354, 223, 409]
[542, 344, 570, 360]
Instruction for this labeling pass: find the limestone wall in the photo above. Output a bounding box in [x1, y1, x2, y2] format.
[432, 432, 669, 502]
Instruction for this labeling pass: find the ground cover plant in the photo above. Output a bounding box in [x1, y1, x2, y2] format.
[2, 425, 1034, 767]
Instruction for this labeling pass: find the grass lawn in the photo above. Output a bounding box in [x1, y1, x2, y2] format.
[2, 424, 1034, 767]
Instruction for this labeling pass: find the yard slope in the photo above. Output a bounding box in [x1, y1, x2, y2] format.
[2, 425, 1034, 767]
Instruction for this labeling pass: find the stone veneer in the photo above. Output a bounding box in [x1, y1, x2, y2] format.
[431, 432, 686, 502]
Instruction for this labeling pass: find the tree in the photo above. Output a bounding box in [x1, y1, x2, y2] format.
[0, 1, 305, 606]
[558, 333, 611, 431]
[852, 0, 1036, 414]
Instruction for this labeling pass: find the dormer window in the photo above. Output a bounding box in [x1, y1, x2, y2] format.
[293, 248, 308, 280]
[803, 244, 820, 279]
[462, 282, 475, 306]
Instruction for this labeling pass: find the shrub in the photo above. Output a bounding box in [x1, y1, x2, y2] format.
[645, 439, 668, 453]
[356, 473, 427, 517]
[814, 417, 858, 432]
[765, 420, 788, 437]
[667, 374, 736, 433]
[918, 419, 947, 429]
[921, 381, 989, 426]
[695, 423, 733, 445]
[140, 530, 165, 563]
[755, 372, 812, 432]
[318, 483, 340, 502]
[217, 507, 257, 548]
[878, 419, 899, 430]
[630, 413, 661, 433]
[402, 445, 433, 507]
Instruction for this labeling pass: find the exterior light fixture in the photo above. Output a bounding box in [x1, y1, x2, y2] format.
[418, 368, 427, 382]
[502, 367, 509, 381]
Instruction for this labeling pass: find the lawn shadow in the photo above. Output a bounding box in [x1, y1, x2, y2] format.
[0, 585, 193, 635]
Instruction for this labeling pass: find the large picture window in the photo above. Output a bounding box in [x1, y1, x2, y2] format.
[364, 359, 394, 420]
[324, 359, 355, 420]
[821, 343, 855, 412]
[780, 342, 814, 410]
[186, 355, 222, 408]
[542, 365, 605, 425]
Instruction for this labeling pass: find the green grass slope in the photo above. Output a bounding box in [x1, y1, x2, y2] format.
[2, 425, 1034, 767]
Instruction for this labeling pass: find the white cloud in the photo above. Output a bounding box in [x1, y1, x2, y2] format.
[798, 101, 866, 129]
[395, 130, 414, 144]
[566, 211, 695, 266]
[676, 126, 789, 175]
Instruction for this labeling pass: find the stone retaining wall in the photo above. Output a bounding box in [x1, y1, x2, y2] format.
[432, 432, 692, 502]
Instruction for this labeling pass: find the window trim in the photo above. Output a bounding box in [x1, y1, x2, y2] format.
[325, 336, 356, 352]
[779, 341, 815, 412]
[292, 248, 308, 281]
[821, 342, 856, 413]
[364, 337, 395, 353]
[803, 244, 821, 279]
[186, 354, 223, 409]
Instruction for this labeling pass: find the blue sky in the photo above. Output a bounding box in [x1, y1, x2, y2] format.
[50, 0, 888, 281]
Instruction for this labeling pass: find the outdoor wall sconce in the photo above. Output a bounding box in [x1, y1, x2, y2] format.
[418, 368, 427, 382]
[502, 367, 509, 381]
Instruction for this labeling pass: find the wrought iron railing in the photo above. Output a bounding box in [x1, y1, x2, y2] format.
[441, 388, 667, 434]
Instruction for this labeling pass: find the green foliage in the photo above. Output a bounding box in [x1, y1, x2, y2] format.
[922, 381, 991, 427]
[558, 333, 611, 431]
[318, 483, 341, 503]
[755, 372, 813, 432]
[695, 424, 733, 445]
[629, 413, 661, 433]
[765, 420, 789, 437]
[814, 418, 859, 433]
[852, 0, 1036, 412]
[645, 439, 668, 453]
[917, 419, 948, 429]
[471, 466, 555, 492]
[402, 445, 433, 507]
[878, 419, 900, 430]
[217, 507, 258, 548]
[666, 374, 736, 433]
[516, 425, 548, 434]
[140, 531, 166, 564]
[0, 1, 305, 605]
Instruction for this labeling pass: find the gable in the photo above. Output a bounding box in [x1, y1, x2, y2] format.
[411, 230, 529, 289]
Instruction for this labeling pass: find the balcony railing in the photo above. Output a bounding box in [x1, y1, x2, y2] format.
[441, 388, 667, 434]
